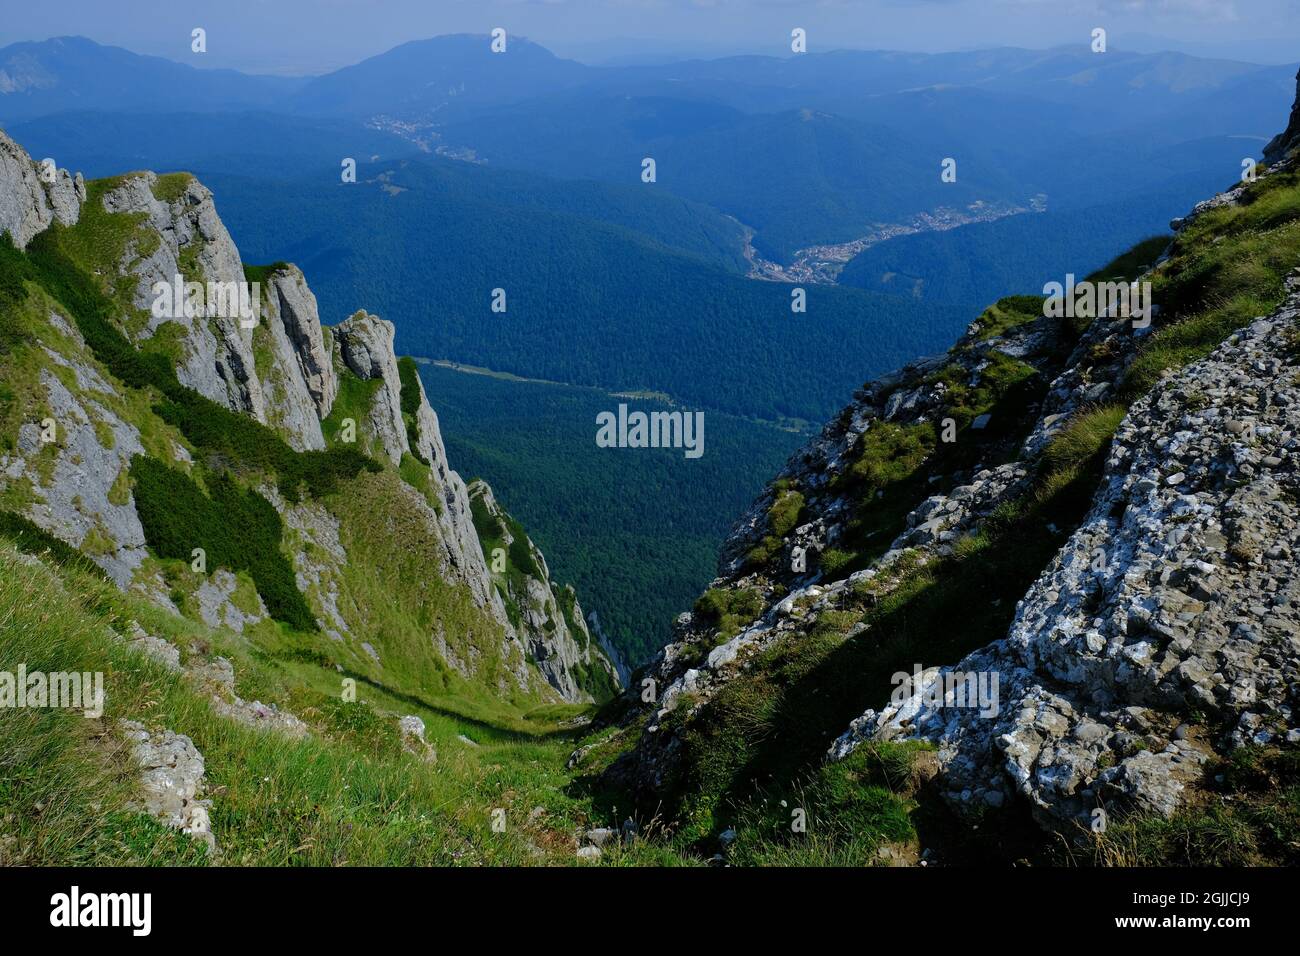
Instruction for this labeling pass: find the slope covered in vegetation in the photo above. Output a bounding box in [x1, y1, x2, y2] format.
[576, 147, 1300, 867]
[5, 84, 1300, 867]
[1, 130, 627, 863]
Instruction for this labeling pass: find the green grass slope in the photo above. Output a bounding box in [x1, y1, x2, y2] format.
[0, 542, 680, 865]
[0, 164, 626, 859]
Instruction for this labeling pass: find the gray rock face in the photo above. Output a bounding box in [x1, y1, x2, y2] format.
[92, 167, 341, 454]
[261, 267, 332, 450]
[267, 266, 337, 416]
[126, 622, 183, 672]
[891, 463, 1028, 552]
[1265, 67, 1300, 164]
[398, 715, 437, 762]
[54, 162, 333, 455]
[4, 370, 149, 587]
[831, 284, 1300, 829]
[409, 370, 491, 589]
[208, 688, 308, 739]
[0, 128, 81, 248]
[410, 371, 450, 478]
[0, 137, 343, 606]
[276, 492, 351, 641]
[278, 272, 337, 418]
[333, 311, 409, 464]
[103, 172, 266, 420]
[194, 569, 268, 634]
[186, 654, 308, 738]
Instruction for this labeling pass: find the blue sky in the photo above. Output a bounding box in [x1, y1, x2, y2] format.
[1, 0, 1296, 73]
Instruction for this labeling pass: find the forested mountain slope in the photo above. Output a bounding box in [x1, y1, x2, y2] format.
[0, 124, 636, 862]
[4, 47, 1300, 871]
[575, 78, 1300, 866]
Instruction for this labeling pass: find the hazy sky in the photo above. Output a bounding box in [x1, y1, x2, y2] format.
[1, 0, 1296, 74]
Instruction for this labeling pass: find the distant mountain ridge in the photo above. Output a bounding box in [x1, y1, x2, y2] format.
[0, 35, 303, 121]
[289, 33, 588, 119]
[2, 34, 1293, 265]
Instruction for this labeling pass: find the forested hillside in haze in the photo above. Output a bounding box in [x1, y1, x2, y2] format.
[212, 159, 971, 423]
[420, 364, 803, 663]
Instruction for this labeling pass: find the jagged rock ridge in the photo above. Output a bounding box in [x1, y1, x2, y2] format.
[599, 107, 1300, 837]
[0, 128, 616, 704]
[832, 283, 1300, 826]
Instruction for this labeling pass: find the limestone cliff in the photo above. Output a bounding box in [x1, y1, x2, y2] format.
[0, 129, 616, 706]
[467, 480, 620, 702]
[0, 129, 82, 248]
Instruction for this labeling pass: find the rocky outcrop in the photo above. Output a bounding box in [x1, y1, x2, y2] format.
[0, 128, 81, 248]
[398, 714, 437, 762]
[194, 568, 268, 634]
[334, 310, 409, 463]
[188, 654, 309, 738]
[126, 621, 183, 671]
[832, 282, 1300, 828]
[1265, 67, 1300, 165]
[716, 307, 1072, 589]
[97, 172, 330, 455]
[408, 369, 492, 589]
[104, 172, 267, 420]
[276, 492, 352, 642]
[267, 266, 337, 419]
[119, 719, 216, 854]
[409, 371, 452, 481]
[3, 368, 149, 587]
[260, 266, 335, 450]
[122, 623, 309, 739]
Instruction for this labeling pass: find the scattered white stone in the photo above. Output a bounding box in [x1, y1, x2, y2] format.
[118, 719, 215, 854]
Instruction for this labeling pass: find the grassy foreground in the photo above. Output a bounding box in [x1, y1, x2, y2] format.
[0, 542, 689, 866]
